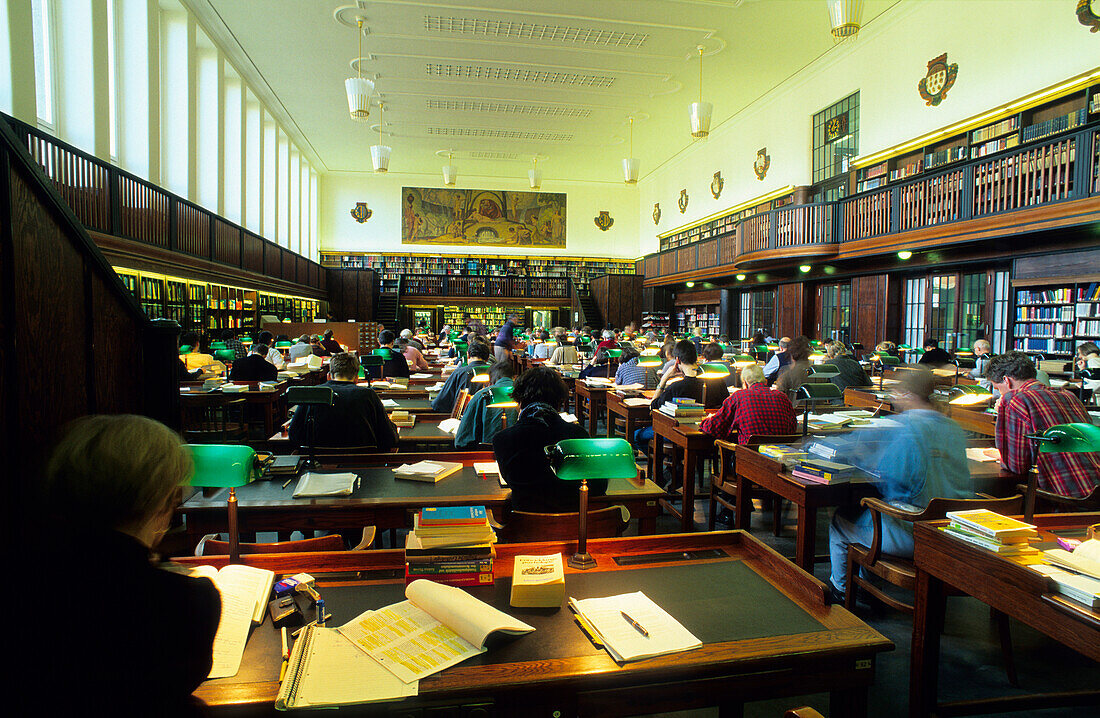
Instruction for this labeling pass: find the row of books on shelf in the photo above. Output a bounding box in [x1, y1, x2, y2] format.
[889, 160, 923, 181]
[1013, 323, 1074, 339]
[1079, 284, 1100, 302]
[1016, 288, 1074, 305]
[971, 115, 1020, 144]
[924, 145, 968, 170]
[971, 133, 1019, 159]
[1076, 320, 1100, 337]
[1015, 306, 1074, 321]
[1013, 338, 1074, 354]
[1020, 108, 1087, 144]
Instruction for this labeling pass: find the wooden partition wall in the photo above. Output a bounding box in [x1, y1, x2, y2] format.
[326, 268, 378, 322]
[776, 282, 812, 339]
[0, 118, 179, 496]
[590, 274, 644, 330]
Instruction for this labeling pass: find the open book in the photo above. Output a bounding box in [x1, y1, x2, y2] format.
[568, 591, 701, 663]
[337, 579, 535, 683]
[187, 564, 275, 678]
[294, 472, 359, 497]
[1043, 538, 1100, 580]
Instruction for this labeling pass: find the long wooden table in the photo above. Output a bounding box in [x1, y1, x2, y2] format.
[178, 454, 668, 540]
[606, 391, 653, 442]
[184, 531, 893, 716]
[650, 410, 716, 533]
[574, 379, 612, 437]
[910, 513, 1100, 717]
[181, 381, 290, 439]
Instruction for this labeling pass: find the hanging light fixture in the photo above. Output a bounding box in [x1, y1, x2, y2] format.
[345, 18, 374, 122]
[689, 46, 712, 140]
[826, 0, 865, 42]
[529, 157, 543, 190]
[442, 151, 457, 186]
[622, 117, 639, 184]
[370, 101, 391, 172]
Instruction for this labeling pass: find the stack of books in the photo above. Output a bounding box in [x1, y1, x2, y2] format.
[658, 398, 704, 418]
[266, 455, 302, 480]
[389, 410, 415, 428]
[1035, 537, 1100, 609]
[791, 458, 859, 484]
[405, 506, 496, 586]
[941, 509, 1039, 557]
[757, 444, 808, 466]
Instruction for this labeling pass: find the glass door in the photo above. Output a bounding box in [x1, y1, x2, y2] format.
[928, 274, 957, 351]
[819, 282, 852, 343]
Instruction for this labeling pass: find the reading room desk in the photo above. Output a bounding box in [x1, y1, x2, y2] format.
[910, 512, 1100, 718]
[180, 381, 289, 438]
[264, 419, 458, 452]
[650, 410, 716, 533]
[944, 403, 996, 436]
[574, 379, 612, 437]
[606, 390, 654, 442]
[183, 531, 893, 717]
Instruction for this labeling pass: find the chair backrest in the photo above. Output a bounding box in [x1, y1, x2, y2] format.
[910, 494, 1025, 523]
[450, 388, 471, 419]
[499, 505, 630, 543]
[198, 534, 344, 556]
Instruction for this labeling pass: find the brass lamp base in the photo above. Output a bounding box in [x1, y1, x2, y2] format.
[568, 552, 597, 570]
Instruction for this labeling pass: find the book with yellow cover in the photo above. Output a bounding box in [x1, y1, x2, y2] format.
[944, 509, 1037, 541]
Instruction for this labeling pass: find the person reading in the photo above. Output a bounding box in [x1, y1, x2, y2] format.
[289, 335, 313, 361]
[398, 337, 430, 372]
[230, 343, 278, 382]
[222, 329, 248, 359]
[375, 330, 411, 379]
[825, 367, 972, 603]
[455, 360, 516, 448]
[288, 352, 397, 451]
[614, 344, 646, 386]
[918, 337, 952, 367]
[762, 337, 791, 383]
[319, 329, 343, 355]
[547, 332, 579, 365]
[492, 365, 605, 512]
[700, 364, 797, 445]
[774, 335, 812, 398]
[819, 341, 871, 394]
[701, 341, 736, 388]
[989, 351, 1100, 498]
[633, 339, 707, 457]
[180, 331, 216, 371]
[579, 347, 615, 379]
[432, 339, 493, 412]
[257, 330, 286, 369]
[21, 415, 220, 715]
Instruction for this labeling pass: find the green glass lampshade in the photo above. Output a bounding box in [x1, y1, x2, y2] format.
[187, 444, 257, 488]
[810, 340, 823, 348]
[240, 338, 252, 345]
[808, 364, 840, 377]
[638, 355, 663, 368]
[360, 355, 384, 367]
[733, 354, 756, 367]
[470, 366, 491, 383]
[545, 438, 638, 482]
[954, 356, 976, 369]
[275, 341, 293, 348]
[453, 340, 468, 351]
[808, 352, 826, 362]
[213, 349, 236, 362]
[374, 347, 398, 357]
[1032, 423, 1100, 453]
[797, 382, 843, 401]
[178, 345, 192, 355]
[754, 344, 769, 353]
[898, 344, 912, 351]
[209, 341, 227, 350]
[875, 354, 902, 367]
[767, 344, 780, 352]
[487, 385, 518, 408]
[948, 384, 992, 405]
[699, 362, 731, 378]
[286, 386, 335, 407]
[604, 348, 624, 358]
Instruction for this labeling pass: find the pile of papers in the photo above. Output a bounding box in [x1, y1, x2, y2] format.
[293, 472, 360, 498]
[393, 460, 462, 483]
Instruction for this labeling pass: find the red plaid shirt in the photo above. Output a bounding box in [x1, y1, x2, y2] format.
[700, 384, 797, 444]
[996, 380, 1100, 497]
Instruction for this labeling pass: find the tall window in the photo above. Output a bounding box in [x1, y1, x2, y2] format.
[991, 270, 1010, 354]
[904, 271, 1008, 353]
[106, 0, 118, 159]
[819, 282, 852, 342]
[30, 0, 55, 127]
[812, 92, 859, 200]
[903, 277, 926, 349]
[740, 289, 776, 343]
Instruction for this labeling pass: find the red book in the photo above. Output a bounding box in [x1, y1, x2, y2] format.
[403, 570, 494, 587]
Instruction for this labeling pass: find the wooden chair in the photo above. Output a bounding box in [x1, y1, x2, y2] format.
[449, 388, 471, 420]
[179, 393, 247, 444]
[1017, 478, 1100, 522]
[497, 505, 630, 543]
[196, 527, 376, 555]
[709, 434, 802, 532]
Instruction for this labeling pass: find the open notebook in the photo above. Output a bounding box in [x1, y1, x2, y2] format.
[568, 591, 701, 663]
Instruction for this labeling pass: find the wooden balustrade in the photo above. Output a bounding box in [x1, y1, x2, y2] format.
[176, 201, 210, 257]
[24, 131, 110, 233]
[400, 274, 570, 300]
[898, 166, 965, 231]
[739, 213, 769, 254]
[842, 187, 891, 241]
[118, 174, 169, 247]
[973, 137, 1075, 216]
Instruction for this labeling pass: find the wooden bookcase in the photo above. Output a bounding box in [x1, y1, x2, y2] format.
[675, 304, 720, 336]
[657, 191, 801, 252]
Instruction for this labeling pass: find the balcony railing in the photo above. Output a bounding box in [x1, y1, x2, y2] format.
[400, 273, 571, 300]
[643, 124, 1100, 280]
[5, 113, 326, 292]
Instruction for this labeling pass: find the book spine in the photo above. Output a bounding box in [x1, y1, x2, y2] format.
[404, 571, 495, 586]
[791, 470, 839, 484]
[405, 561, 494, 574]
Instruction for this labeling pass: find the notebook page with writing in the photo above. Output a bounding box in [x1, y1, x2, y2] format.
[215, 564, 275, 623]
[206, 577, 256, 678]
[569, 591, 701, 663]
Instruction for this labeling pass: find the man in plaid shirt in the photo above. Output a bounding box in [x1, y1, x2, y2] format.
[700, 364, 796, 444]
[221, 329, 248, 360]
[989, 352, 1100, 497]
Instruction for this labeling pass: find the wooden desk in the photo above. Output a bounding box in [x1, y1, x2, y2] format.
[186, 531, 893, 717]
[181, 381, 288, 438]
[380, 397, 441, 414]
[946, 404, 996, 436]
[178, 455, 667, 539]
[910, 513, 1100, 718]
[265, 418, 457, 451]
[574, 379, 612, 437]
[734, 443, 1026, 572]
[650, 410, 716, 533]
[606, 391, 652, 442]
[843, 388, 893, 412]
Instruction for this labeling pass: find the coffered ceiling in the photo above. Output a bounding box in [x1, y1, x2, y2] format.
[187, 0, 899, 183]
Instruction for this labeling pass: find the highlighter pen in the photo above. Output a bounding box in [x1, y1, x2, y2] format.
[281, 626, 289, 661]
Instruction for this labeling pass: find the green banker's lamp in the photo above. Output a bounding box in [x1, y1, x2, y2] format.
[214, 349, 235, 364]
[797, 382, 844, 436]
[187, 444, 257, 564]
[360, 354, 385, 382]
[699, 362, 731, 407]
[452, 339, 469, 364]
[469, 365, 491, 388]
[275, 340, 293, 348]
[873, 353, 902, 390]
[209, 341, 227, 350]
[948, 384, 992, 406]
[546, 438, 638, 570]
[487, 385, 519, 430]
[808, 364, 840, 379]
[733, 354, 756, 368]
[638, 354, 663, 389]
[1022, 423, 1100, 520]
[179, 345, 193, 355]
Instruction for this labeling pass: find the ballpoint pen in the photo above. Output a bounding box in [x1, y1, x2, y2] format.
[621, 611, 649, 637]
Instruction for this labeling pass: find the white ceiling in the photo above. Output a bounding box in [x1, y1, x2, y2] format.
[188, 0, 899, 183]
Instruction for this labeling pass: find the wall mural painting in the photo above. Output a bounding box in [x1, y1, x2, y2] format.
[401, 187, 566, 248]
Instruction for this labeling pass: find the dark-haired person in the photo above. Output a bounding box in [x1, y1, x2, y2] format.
[989, 351, 1100, 498]
[1076, 341, 1100, 399]
[774, 335, 812, 398]
[548, 332, 579, 366]
[230, 343, 278, 382]
[432, 339, 493, 412]
[288, 352, 397, 451]
[455, 360, 516, 448]
[180, 331, 215, 371]
[256, 330, 285, 369]
[22, 415, 220, 714]
[579, 347, 615, 379]
[492, 365, 606, 512]
[222, 329, 248, 359]
[376, 330, 411, 379]
[918, 337, 952, 367]
[634, 340, 707, 456]
[493, 312, 520, 363]
[320, 329, 343, 355]
[701, 341, 737, 388]
[614, 344, 646, 386]
[310, 335, 331, 357]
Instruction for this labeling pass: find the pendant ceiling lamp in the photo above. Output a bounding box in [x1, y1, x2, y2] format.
[442, 151, 457, 186]
[529, 157, 542, 190]
[689, 46, 712, 140]
[370, 101, 391, 172]
[826, 0, 865, 42]
[622, 117, 639, 184]
[345, 19, 374, 121]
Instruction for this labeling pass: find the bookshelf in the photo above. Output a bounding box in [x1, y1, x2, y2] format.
[1012, 285, 1080, 357]
[442, 304, 527, 333]
[1076, 284, 1100, 344]
[139, 276, 164, 320]
[675, 304, 720, 336]
[642, 311, 670, 335]
[657, 193, 794, 252]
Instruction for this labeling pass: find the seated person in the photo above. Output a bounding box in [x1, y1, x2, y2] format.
[874, 340, 900, 360]
[288, 334, 313, 361]
[309, 335, 331, 357]
[701, 341, 737, 388]
[634, 339, 707, 456]
[532, 330, 556, 360]
[319, 329, 343, 355]
[918, 337, 953, 367]
[180, 331, 216, 371]
[826, 367, 972, 602]
[257, 330, 286, 369]
[762, 337, 792, 383]
[595, 329, 618, 353]
[701, 364, 797, 444]
[690, 327, 705, 354]
[614, 344, 647, 386]
[579, 348, 615, 379]
[431, 339, 493, 412]
[400, 328, 425, 351]
[375, 330, 411, 379]
[774, 335, 812, 399]
[990, 351, 1100, 497]
[492, 365, 606, 512]
[970, 339, 994, 384]
[230, 343, 278, 382]
[437, 324, 452, 346]
[455, 360, 517, 448]
[23, 415, 220, 714]
[288, 352, 397, 451]
[819, 341, 871, 392]
[222, 329, 248, 359]
[547, 332, 580, 365]
[1076, 341, 1100, 398]
[397, 337, 430, 372]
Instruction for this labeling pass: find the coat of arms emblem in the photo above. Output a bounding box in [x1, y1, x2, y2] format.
[350, 202, 372, 223]
[652, 203, 661, 225]
[1077, 0, 1100, 32]
[753, 148, 770, 181]
[593, 211, 614, 231]
[918, 54, 958, 107]
[678, 189, 689, 214]
[710, 171, 724, 199]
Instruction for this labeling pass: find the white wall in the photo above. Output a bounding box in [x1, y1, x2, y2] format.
[319, 171, 642, 260]
[638, 0, 1100, 256]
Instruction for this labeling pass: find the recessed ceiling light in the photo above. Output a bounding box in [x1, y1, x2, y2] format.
[736, 274, 746, 281]
[897, 250, 913, 260]
[799, 265, 811, 273]
[686, 281, 695, 288]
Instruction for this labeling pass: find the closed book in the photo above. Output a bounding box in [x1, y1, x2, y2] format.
[405, 532, 495, 554]
[791, 469, 849, 485]
[510, 554, 565, 608]
[944, 509, 1037, 540]
[403, 569, 494, 587]
[406, 560, 494, 575]
[405, 545, 497, 563]
[798, 459, 857, 478]
[419, 506, 489, 527]
[942, 526, 1037, 554]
